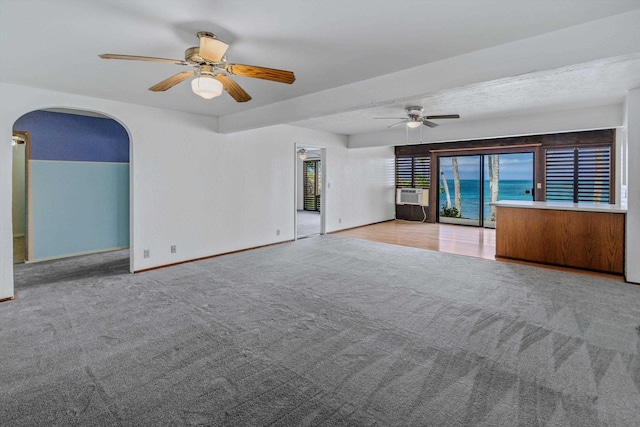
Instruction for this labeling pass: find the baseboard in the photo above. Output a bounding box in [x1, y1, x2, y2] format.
[26, 245, 130, 263]
[328, 218, 395, 234]
[135, 240, 294, 273]
[0, 295, 16, 303]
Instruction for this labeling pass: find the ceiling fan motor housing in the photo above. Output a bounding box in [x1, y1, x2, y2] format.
[185, 47, 224, 66]
[406, 106, 424, 116]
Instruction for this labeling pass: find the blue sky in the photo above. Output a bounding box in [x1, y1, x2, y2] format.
[439, 153, 533, 181]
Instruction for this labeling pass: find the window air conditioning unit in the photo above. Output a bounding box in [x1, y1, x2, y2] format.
[396, 188, 429, 206]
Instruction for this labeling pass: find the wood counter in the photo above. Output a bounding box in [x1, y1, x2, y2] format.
[492, 201, 626, 275]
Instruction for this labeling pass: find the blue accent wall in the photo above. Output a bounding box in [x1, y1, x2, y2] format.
[31, 162, 130, 259]
[14, 110, 129, 162]
[13, 110, 129, 260]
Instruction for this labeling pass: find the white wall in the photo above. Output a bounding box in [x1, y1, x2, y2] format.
[325, 145, 396, 231]
[616, 129, 626, 206]
[625, 88, 640, 284]
[0, 82, 395, 299]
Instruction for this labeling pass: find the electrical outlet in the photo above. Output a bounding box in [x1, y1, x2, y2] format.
[143, 249, 150, 258]
[171, 245, 176, 253]
[276, 229, 280, 236]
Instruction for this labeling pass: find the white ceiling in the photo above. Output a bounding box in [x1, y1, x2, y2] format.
[294, 54, 640, 135]
[1, 0, 639, 138]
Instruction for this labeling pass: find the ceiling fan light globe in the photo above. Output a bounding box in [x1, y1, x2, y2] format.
[407, 120, 422, 128]
[191, 76, 223, 99]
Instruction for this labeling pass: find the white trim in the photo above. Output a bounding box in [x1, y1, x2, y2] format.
[294, 143, 326, 240]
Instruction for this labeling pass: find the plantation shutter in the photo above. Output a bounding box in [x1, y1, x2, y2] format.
[303, 160, 321, 211]
[545, 146, 610, 203]
[413, 156, 430, 188]
[395, 156, 430, 188]
[396, 157, 413, 188]
[577, 147, 610, 203]
[545, 148, 575, 201]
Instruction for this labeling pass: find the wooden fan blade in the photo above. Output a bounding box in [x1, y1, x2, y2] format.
[425, 114, 460, 119]
[199, 33, 229, 62]
[387, 120, 408, 128]
[149, 70, 195, 92]
[215, 74, 252, 102]
[99, 54, 187, 65]
[422, 120, 439, 128]
[226, 64, 295, 84]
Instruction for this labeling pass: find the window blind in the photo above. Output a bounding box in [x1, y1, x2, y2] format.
[303, 160, 321, 211]
[545, 146, 610, 203]
[396, 156, 430, 188]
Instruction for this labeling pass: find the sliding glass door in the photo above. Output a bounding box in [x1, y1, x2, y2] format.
[438, 152, 534, 228]
[483, 153, 534, 228]
[439, 155, 482, 226]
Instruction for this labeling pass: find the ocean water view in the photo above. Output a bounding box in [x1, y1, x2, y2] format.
[438, 179, 534, 220]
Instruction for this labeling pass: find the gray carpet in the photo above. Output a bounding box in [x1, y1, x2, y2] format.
[2, 235, 640, 426]
[297, 210, 321, 238]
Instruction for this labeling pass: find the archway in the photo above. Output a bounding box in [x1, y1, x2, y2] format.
[12, 108, 131, 271]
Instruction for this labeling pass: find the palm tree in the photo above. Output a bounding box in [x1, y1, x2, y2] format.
[452, 157, 461, 215]
[440, 165, 452, 209]
[488, 154, 500, 221]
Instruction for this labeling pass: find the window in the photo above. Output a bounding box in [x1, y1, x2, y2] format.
[396, 156, 430, 188]
[545, 146, 611, 203]
[304, 160, 321, 211]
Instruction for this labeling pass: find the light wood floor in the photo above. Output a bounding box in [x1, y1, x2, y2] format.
[333, 220, 625, 282]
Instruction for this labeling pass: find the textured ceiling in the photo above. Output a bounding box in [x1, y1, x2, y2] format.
[1, 0, 639, 136]
[291, 55, 640, 135]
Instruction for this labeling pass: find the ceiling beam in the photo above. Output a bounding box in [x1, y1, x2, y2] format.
[347, 104, 623, 149]
[218, 9, 640, 134]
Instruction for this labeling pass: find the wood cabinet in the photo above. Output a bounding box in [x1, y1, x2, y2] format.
[494, 203, 625, 275]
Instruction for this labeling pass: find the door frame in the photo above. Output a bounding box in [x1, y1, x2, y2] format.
[12, 130, 31, 262]
[294, 143, 326, 239]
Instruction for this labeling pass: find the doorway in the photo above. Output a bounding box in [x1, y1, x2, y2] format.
[303, 159, 321, 212]
[12, 109, 130, 264]
[438, 152, 534, 228]
[296, 145, 324, 239]
[12, 132, 28, 263]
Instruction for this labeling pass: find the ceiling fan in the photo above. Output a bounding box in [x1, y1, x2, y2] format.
[99, 31, 295, 102]
[375, 106, 459, 128]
